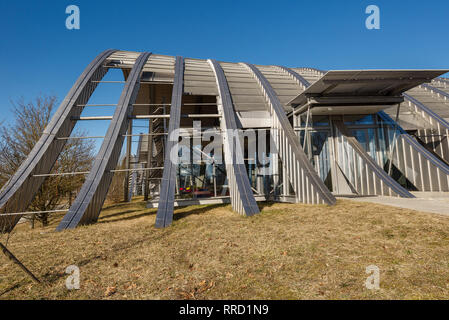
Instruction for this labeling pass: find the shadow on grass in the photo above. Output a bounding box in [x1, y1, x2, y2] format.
[98, 210, 156, 224]
[173, 204, 228, 221]
[0, 283, 21, 297]
[102, 201, 146, 211]
[257, 201, 280, 211]
[40, 231, 170, 285]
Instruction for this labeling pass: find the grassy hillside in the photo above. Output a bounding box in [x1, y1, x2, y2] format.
[1, 198, 449, 299]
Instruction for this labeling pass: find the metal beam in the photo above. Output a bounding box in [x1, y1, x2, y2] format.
[241, 63, 336, 205]
[155, 56, 185, 228]
[0, 49, 117, 233]
[57, 52, 152, 230]
[208, 59, 260, 216]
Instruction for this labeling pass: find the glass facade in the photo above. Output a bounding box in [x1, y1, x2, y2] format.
[293, 113, 419, 193]
[169, 111, 421, 200]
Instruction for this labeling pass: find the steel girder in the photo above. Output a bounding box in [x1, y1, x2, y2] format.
[208, 59, 260, 216]
[242, 63, 336, 205]
[57, 52, 152, 230]
[155, 56, 185, 228]
[0, 49, 117, 233]
[333, 119, 414, 198]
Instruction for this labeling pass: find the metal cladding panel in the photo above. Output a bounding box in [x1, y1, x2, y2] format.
[401, 93, 449, 163]
[333, 119, 414, 198]
[277, 66, 311, 89]
[378, 111, 449, 191]
[208, 59, 260, 216]
[290, 70, 322, 86]
[141, 55, 175, 84]
[57, 52, 152, 231]
[256, 65, 304, 112]
[110, 53, 175, 83]
[219, 62, 269, 115]
[242, 63, 336, 206]
[108, 51, 140, 65]
[143, 55, 175, 74]
[415, 84, 449, 119]
[0, 49, 117, 233]
[155, 56, 185, 228]
[184, 58, 218, 96]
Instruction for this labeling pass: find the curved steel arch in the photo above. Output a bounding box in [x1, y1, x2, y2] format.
[0, 49, 116, 233]
[57, 52, 152, 230]
[208, 59, 260, 216]
[241, 63, 336, 205]
[276, 66, 311, 89]
[155, 56, 185, 228]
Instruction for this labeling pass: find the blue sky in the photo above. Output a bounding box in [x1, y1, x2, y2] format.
[1, 0, 448, 151]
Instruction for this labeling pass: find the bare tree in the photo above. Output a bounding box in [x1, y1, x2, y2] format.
[107, 157, 127, 204]
[0, 95, 95, 227]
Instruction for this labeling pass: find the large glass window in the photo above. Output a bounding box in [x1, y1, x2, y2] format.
[311, 131, 332, 190]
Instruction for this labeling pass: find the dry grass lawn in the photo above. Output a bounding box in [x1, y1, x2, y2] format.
[1, 198, 449, 300]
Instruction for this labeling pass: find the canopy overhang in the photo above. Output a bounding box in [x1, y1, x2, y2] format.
[288, 69, 449, 116]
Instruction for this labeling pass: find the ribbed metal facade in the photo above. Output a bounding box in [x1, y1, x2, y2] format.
[0, 49, 448, 233]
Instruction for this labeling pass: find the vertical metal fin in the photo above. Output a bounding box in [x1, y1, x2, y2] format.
[57, 52, 152, 230]
[242, 63, 336, 205]
[333, 118, 414, 198]
[155, 56, 185, 228]
[379, 111, 449, 192]
[207, 60, 260, 216]
[0, 49, 117, 233]
[403, 93, 449, 163]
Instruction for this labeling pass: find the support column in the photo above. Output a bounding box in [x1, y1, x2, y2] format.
[144, 118, 153, 201]
[241, 63, 336, 205]
[124, 119, 133, 202]
[208, 59, 260, 216]
[57, 52, 152, 231]
[387, 103, 401, 176]
[155, 56, 185, 228]
[0, 49, 117, 233]
[270, 128, 279, 198]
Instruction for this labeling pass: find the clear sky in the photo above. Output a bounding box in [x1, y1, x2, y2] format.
[1, 0, 448, 151]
